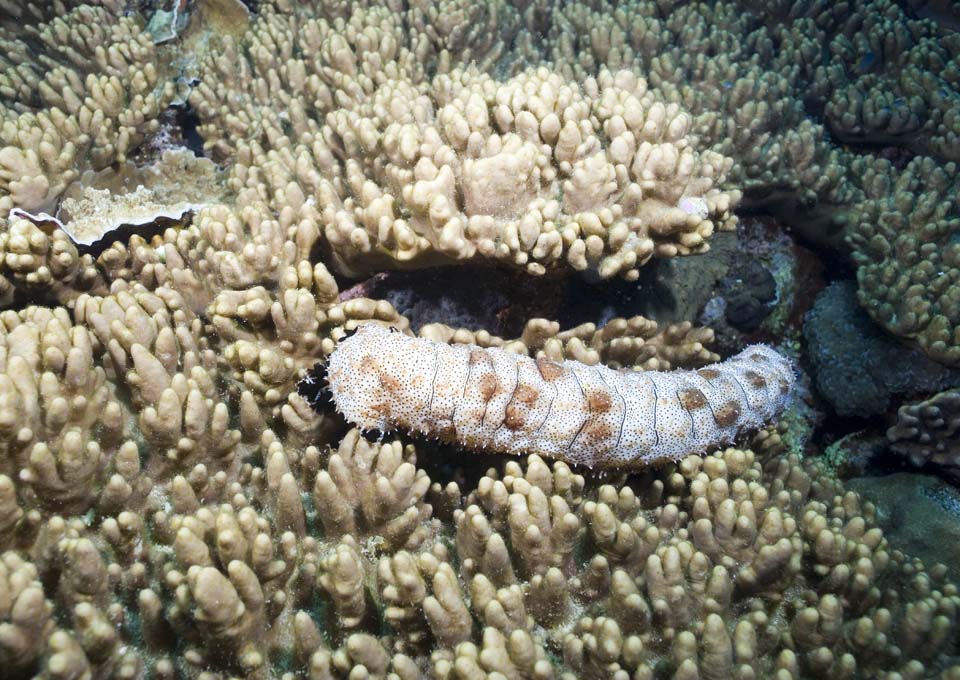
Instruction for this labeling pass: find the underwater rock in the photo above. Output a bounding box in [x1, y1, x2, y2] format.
[721, 258, 777, 332]
[849, 472, 960, 578]
[805, 281, 960, 418]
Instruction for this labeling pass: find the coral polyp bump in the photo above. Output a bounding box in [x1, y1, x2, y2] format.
[327, 324, 794, 467]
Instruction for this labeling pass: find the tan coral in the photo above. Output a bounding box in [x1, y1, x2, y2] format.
[378, 545, 474, 651]
[0, 5, 172, 215]
[189, 6, 737, 280]
[0, 3, 954, 679]
[407, 0, 523, 74]
[313, 428, 434, 551]
[0, 551, 54, 672]
[420, 314, 717, 371]
[0, 306, 133, 514]
[887, 387, 960, 474]
[51, 149, 225, 247]
[318, 67, 737, 279]
[317, 535, 368, 630]
[848, 156, 960, 366]
[0, 214, 105, 306]
[432, 626, 553, 680]
[149, 498, 301, 676]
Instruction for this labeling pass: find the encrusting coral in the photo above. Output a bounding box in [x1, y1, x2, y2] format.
[0, 0, 957, 677]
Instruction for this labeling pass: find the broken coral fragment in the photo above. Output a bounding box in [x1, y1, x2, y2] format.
[50, 149, 224, 247]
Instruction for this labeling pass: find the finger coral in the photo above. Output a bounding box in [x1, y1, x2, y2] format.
[0, 0, 956, 678]
[848, 156, 960, 366]
[888, 387, 960, 477]
[188, 4, 739, 280]
[0, 3, 172, 215]
[316, 66, 738, 279]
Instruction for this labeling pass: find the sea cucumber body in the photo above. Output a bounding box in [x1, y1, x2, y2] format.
[326, 324, 795, 468]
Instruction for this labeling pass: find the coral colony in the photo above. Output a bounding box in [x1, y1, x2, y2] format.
[0, 1, 958, 679]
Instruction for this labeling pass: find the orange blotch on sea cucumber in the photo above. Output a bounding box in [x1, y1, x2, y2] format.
[536, 357, 565, 381]
[587, 390, 613, 413]
[478, 374, 498, 401]
[679, 387, 708, 411]
[713, 400, 742, 427]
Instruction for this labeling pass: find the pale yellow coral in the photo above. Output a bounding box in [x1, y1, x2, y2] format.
[420, 314, 717, 370]
[317, 67, 737, 279]
[0, 5, 172, 215]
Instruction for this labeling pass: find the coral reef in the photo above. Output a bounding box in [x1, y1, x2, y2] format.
[848, 157, 960, 366]
[189, 5, 740, 280]
[3, 433, 959, 678]
[849, 472, 960, 576]
[50, 149, 226, 246]
[0, 0, 958, 677]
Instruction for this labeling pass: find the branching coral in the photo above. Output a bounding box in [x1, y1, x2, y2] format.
[189, 4, 738, 280]
[848, 156, 960, 365]
[0, 0, 956, 678]
[315, 66, 738, 279]
[419, 314, 718, 370]
[0, 241, 950, 678]
[888, 387, 960, 476]
[812, 0, 960, 162]
[0, 4, 172, 215]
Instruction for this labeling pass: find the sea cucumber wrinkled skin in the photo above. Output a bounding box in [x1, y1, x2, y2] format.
[326, 324, 795, 468]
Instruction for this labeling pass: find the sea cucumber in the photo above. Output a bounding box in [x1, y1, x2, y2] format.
[325, 324, 794, 468]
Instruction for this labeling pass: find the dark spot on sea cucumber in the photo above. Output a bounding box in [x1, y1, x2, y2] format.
[743, 370, 767, 389]
[504, 404, 526, 429]
[697, 368, 720, 380]
[536, 357, 565, 381]
[679, 387, 708, 411]
[515, 384, 539, 406]
[750, 352, 768, 362]
[478, 374, 498, 401]
[587, 390, 612, 413]
[714, 400, 742, 427]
